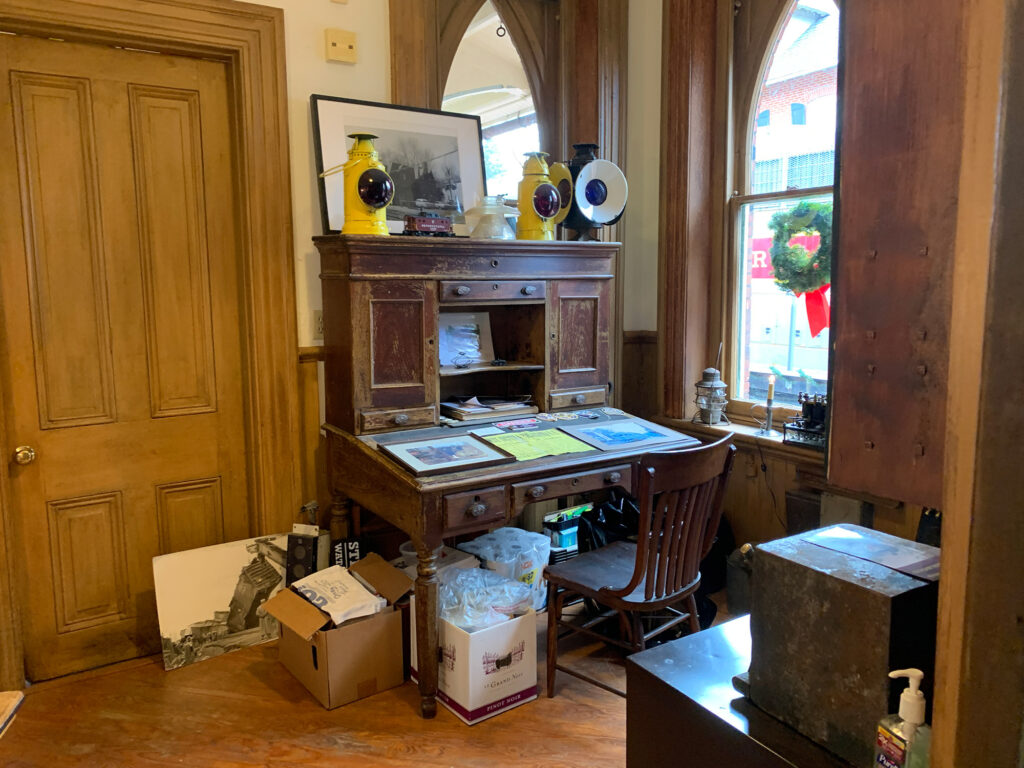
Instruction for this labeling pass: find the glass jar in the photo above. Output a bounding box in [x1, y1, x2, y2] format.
[465, 195, 516, 240]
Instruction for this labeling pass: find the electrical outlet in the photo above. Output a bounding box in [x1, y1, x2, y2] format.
[325, 28, 357, 63]
[313, 310, 324, 341]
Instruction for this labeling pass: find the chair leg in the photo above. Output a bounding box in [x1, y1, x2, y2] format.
[687, 594, 701, 634]
[546, 581, 558, 697]
[631, 611, 646, 653]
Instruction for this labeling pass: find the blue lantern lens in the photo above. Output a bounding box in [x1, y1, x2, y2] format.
[358, 169, 395, 209]
[533, 183, 560, 219]
[585, 179, 608, 206]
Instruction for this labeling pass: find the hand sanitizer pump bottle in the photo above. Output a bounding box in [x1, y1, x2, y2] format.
[874, 668, 932, 768]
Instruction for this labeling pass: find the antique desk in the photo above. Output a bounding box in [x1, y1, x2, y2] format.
[316, 235, 699, 717]
[626, 616, 852, 767]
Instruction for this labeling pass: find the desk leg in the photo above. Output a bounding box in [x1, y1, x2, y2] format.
[328, 490, 351, 540]
[414, 541, 440, 719]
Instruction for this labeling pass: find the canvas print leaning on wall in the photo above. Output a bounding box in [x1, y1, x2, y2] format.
[153, 534, 288, 670]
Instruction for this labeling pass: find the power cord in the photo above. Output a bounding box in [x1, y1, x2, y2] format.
[754, 437, 787, 533]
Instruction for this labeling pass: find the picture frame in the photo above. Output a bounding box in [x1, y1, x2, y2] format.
[558, 417, 685, 452]
[311, 95, 486, 235]
[379, 433, 516, 476]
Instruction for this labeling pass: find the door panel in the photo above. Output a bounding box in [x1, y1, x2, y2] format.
[0, 35, 249, 680]
[357, 280, 438, 410]
[129, 85, 218, 418]
[549, 279, 611, 393]
[10, 72, 117, 428]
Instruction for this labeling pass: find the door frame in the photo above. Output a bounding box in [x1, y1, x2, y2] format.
[0, 0, 300, 689]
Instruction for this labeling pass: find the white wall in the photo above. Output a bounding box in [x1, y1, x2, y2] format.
[623, 1, 662, 332]
[246, 0, 391, 346]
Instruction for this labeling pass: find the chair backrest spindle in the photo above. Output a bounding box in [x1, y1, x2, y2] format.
[603, 434, 735, 603]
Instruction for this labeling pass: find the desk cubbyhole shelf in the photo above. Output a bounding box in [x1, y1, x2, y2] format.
[438, 301, 547, 408]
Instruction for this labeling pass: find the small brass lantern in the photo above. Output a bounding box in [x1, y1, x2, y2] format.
[694, 367, 729, 425]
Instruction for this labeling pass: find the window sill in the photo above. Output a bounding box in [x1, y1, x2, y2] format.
[655, 415, 826, 467]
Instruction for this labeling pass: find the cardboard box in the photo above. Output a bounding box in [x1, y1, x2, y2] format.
[389, 546, 478, 581]
[264, 553, 413, 709]
[410, 597, 538, 725]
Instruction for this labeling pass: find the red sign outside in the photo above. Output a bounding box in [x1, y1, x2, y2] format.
[750, 234, 821, 279]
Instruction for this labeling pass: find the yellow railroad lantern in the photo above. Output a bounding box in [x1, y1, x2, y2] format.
[516, 152, 572, 241]
[320, 133, 395, 236]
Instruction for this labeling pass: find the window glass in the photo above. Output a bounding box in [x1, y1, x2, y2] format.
[750, 1, 838, 194]
[734, 0, 838, 407]
[442, 1, 539, 201]
[736, 194, 832, 405]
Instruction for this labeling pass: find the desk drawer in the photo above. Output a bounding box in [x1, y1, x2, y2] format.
[512, 463, 632, 508]
[440, 280, 546, 302]
[548, 387, 607, 410]
[359, 405, 437, 433]
[443, 485, 507, 531]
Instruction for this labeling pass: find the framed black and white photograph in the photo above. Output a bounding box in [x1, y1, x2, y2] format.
[558, 418, 684, 452]
[379, 433, 515, 476]
[311, 95, 486, 235]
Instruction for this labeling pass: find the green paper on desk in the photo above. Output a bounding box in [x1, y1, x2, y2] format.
[484, 430, 594, 461]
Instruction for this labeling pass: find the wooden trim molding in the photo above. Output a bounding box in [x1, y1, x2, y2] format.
[0, 0, 301, 688]
[657, 0, 718, 419]
[298, 345, 326, 364]
[936, 0, 1023, 763]
[388, 0, 563, 155]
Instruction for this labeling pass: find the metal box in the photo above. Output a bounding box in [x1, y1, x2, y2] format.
[749, 525, 938, 767]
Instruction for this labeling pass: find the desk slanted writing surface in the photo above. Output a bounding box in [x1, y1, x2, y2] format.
[316, 235, 699, 718]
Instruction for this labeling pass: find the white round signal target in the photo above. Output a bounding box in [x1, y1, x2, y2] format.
[574, 159, 628, 225]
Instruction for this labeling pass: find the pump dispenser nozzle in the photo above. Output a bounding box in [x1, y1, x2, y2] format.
[889, 668, 926, 726]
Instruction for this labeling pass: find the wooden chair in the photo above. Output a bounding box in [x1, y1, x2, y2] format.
[544, 434, 736, 697]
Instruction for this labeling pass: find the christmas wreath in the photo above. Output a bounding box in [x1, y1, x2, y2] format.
[768, 201, 832, 296]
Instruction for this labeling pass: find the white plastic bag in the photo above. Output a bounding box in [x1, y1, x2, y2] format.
[439, 568, 533, 632]
[457, 527, 551, 610]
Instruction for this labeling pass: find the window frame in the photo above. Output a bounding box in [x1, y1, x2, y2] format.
[720, 0, 837, 427]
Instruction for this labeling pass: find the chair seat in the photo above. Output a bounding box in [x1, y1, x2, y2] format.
[546, 541, 697, 609]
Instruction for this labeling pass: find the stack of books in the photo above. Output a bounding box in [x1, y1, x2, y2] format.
[440, 396, 538, 422]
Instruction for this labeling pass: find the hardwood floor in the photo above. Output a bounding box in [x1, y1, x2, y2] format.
[1, 596, 731, 767]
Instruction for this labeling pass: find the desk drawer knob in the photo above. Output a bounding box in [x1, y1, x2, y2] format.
[572, 394, 585, 405]
[521, 285, 537, 296]
[467, 502, 488, 518]
[455, 285, 471, 296]
[393, 413, 410, 425]
[528, 485, 546, 499]
[605, 471, 622, 484]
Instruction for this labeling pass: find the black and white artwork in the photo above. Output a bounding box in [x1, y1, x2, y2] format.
[153, 534, 287, 671]
[311, 95, 485, 235]
[366, 127, 464, 223]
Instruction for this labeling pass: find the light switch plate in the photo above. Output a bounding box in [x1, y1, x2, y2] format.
[325, 28, 357, 63]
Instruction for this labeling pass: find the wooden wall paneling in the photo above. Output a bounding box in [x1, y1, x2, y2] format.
[827, 0, 963, 508]
[657, 0, 717, 419]
[936, 0, 1024, 764]
[389, 0, 441, 108]
[0, 0, 299, 686]
[297, 348, 327, 517]
[621, 331, 658, 417]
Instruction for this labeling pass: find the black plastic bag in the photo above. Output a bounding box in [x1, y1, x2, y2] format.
[577, 490, 639, 552]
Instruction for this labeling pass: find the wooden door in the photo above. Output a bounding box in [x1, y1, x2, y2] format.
[0, 35, 249, 680]
[548, 279, 611, 395]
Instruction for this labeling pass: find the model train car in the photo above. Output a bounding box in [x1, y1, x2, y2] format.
[402, 211, 455, 236]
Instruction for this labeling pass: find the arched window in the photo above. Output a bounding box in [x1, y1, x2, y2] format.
[731, 0, 839, 407]
[442, 1, 539, 200]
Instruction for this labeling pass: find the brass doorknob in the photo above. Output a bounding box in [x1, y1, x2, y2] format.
[13, 446, 36, 465]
